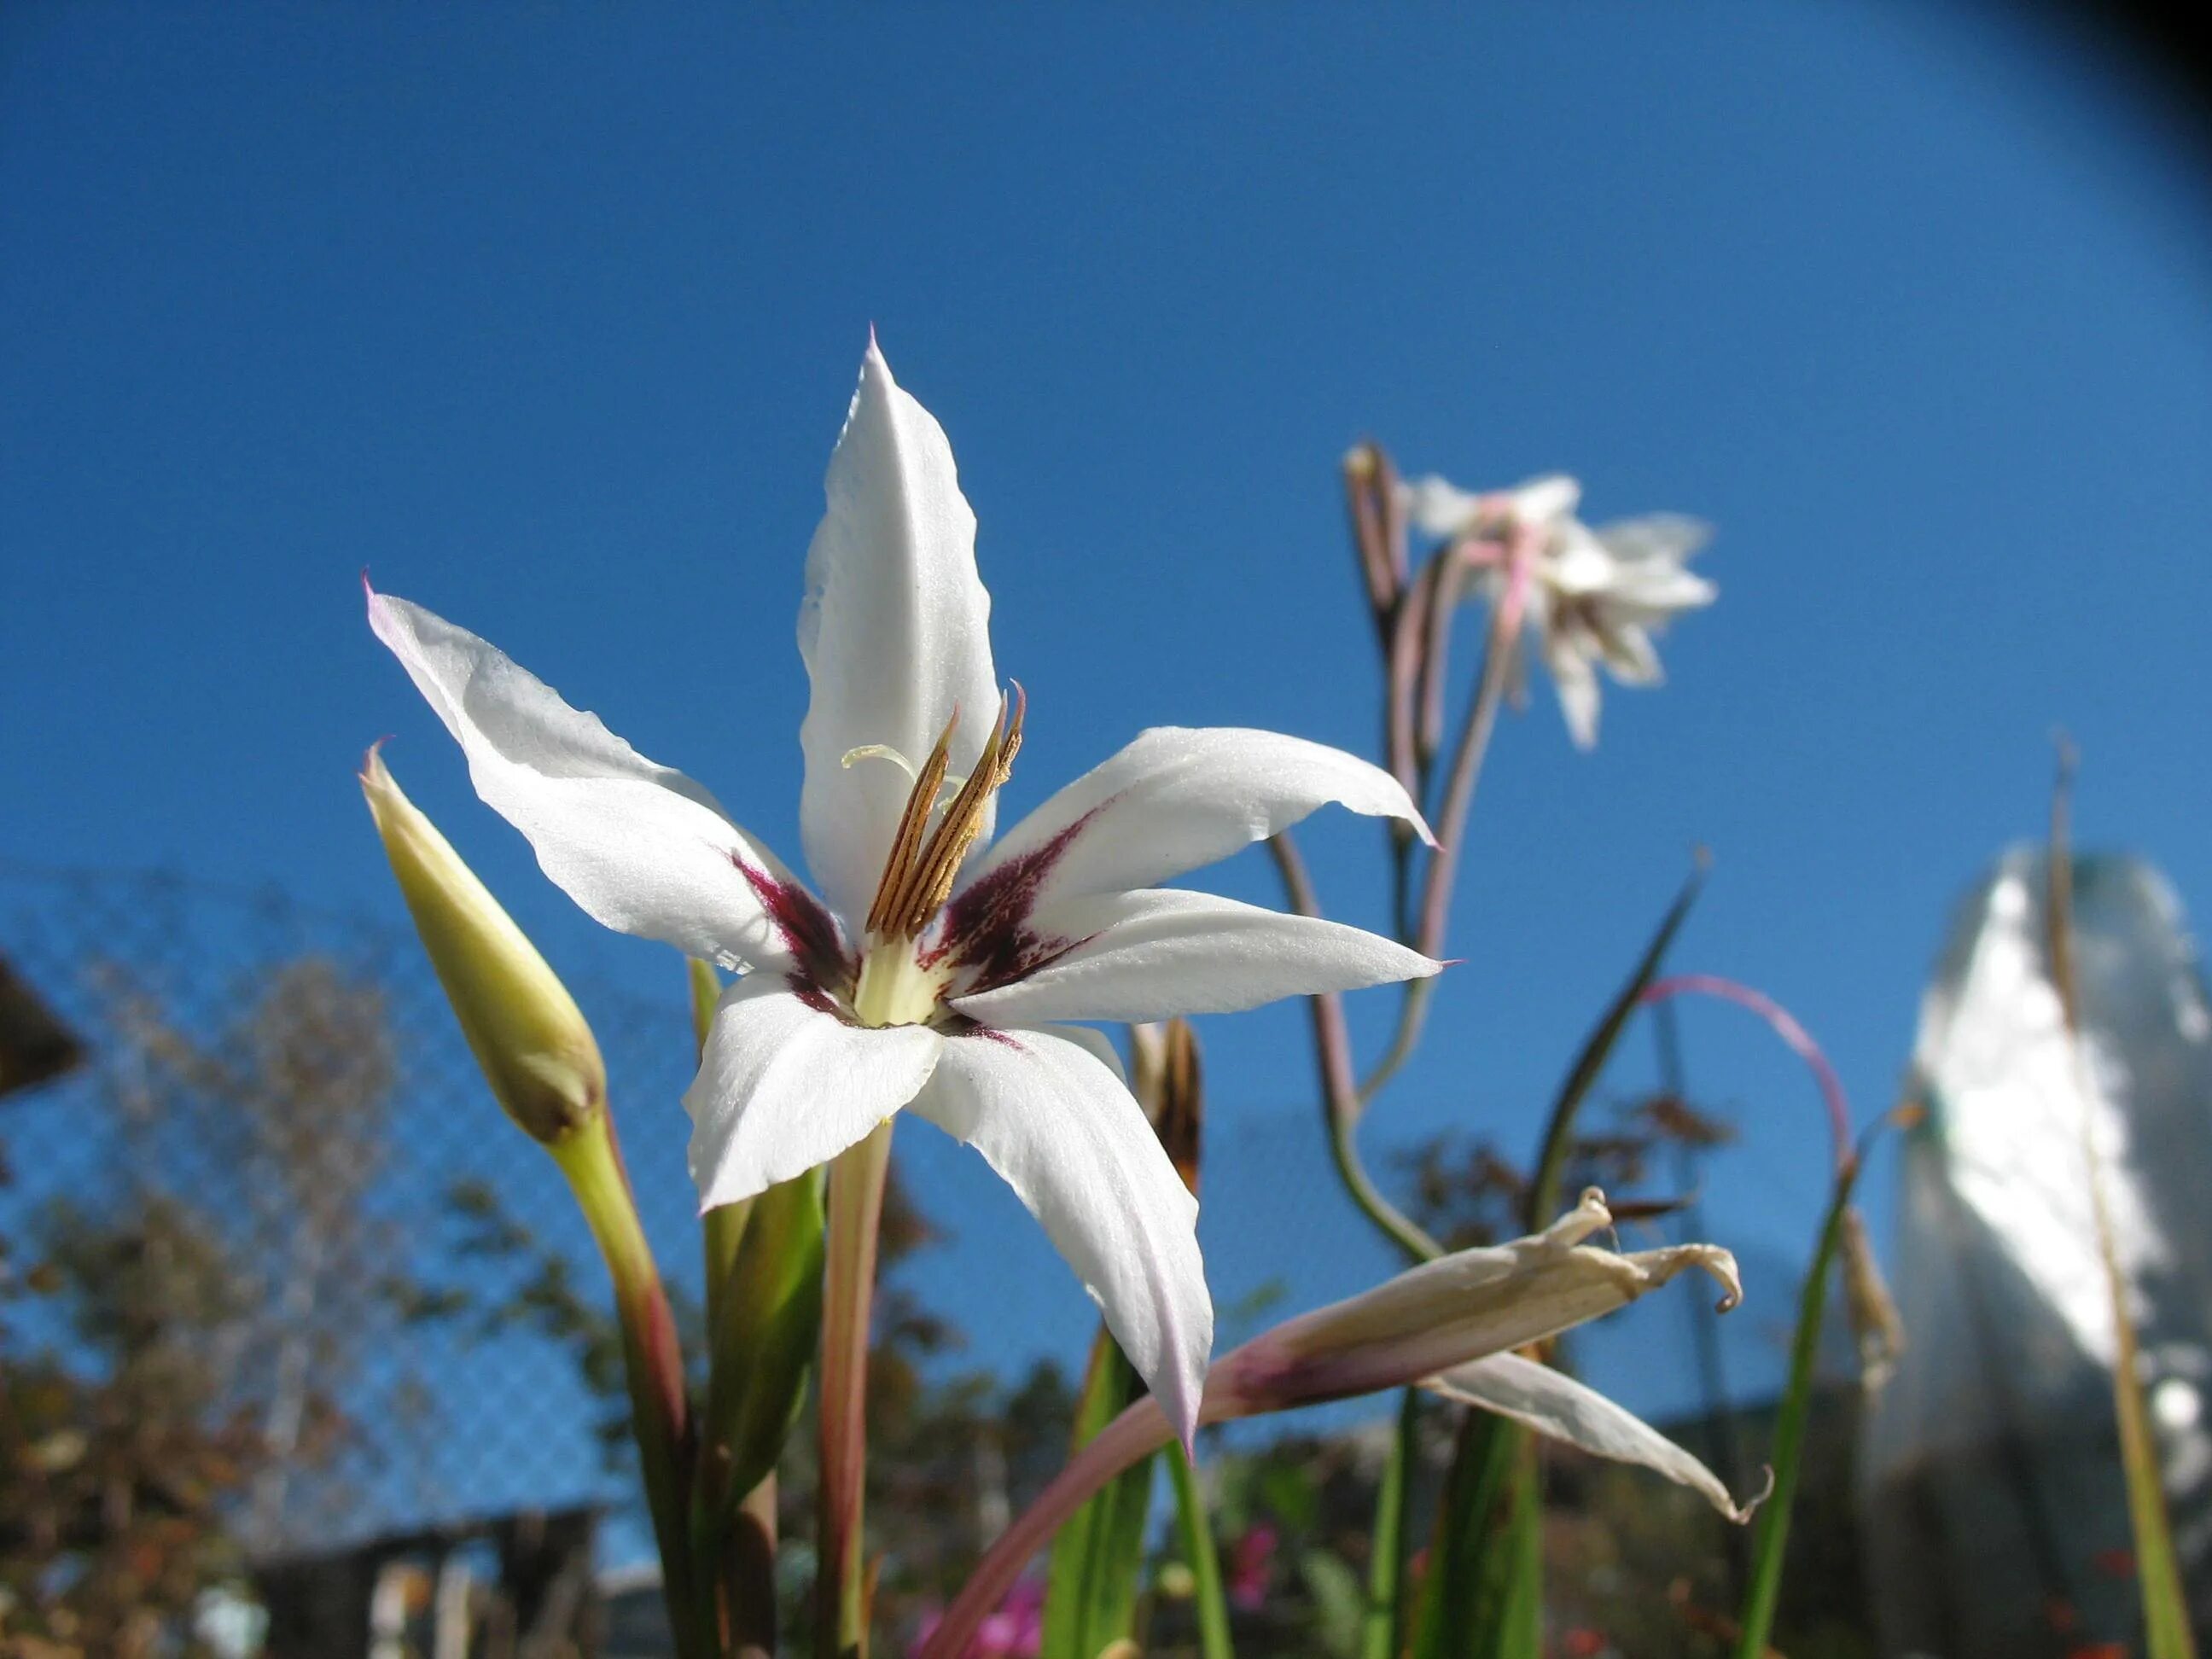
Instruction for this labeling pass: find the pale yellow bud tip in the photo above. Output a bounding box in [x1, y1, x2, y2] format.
[360, 745, 604, 1145]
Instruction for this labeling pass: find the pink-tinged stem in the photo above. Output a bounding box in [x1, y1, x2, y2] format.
[553, 1116, 705, 1659]
[1269, 835, 1442, 1266]
[1639, 974, 1853, 1178]
[1357, 527, 1538, 1107]
[919, 1398, 1176, 1659]
[1414, 527, 1533, 964]
[1383, 556, 1435, 806]
[817, 1119, 894, 1659]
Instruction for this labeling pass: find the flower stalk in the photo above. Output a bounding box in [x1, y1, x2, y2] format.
[551, 1115, 706, 1659]
[817, 1118, 895, 1659]
[2046, 743, 2197, 1659]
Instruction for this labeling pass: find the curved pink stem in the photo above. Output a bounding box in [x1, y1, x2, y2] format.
[917, 1397, 1175, 1659]
[1639, 973, 1854, 1177]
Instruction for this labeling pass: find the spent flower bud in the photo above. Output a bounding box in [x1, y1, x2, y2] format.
[361, 745, 604, 1144]
[1838, 1204, 1904, 1392]
[1208, 1188, 1738, 1419]
[1132, 1019, 1203, 1197]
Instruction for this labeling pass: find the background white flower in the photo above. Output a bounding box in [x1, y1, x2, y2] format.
[1406, 471, 1715, 748]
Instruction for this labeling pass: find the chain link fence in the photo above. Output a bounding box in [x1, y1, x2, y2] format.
[0, 859, 1820, 1656]
[0, 864, 713, 1585]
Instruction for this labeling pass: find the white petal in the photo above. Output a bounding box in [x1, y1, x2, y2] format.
[949, 888, 1441, 1026]
[1545, 639, 1603, 750]
[908, 1023, 1212, 1448]
[369, 588, 823, 973]
[1542, 527, 1621, 598]
[1508, 473, 1582, 528]
[1593, 619, 1664, 685]
[1596, 513, 1711, 568]
[966, 727, 1433, 912]
[797, 341, 1001, 928]
[1427, 1353, 1763, 1522]
[1401, 474, 1485, 539]
[684, 974, 942, 1209]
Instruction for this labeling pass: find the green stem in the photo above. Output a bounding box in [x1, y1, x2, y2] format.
[1733, 1161, 1858, 1659]
[1269, 834, 1442, 1267]
[553, 1117, 709, 1659]
[1167, 1441, 1234, 1659]
[1361, 1389, 1416, 1659]
[817, 1120, 894, 1659]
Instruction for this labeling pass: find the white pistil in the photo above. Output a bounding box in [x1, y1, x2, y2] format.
[845, 742, 972, 812]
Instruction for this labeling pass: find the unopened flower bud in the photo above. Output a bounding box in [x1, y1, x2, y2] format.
[361, 746, 604, 1144]
[1132, 1019, 1203, 1197]
[1208, 1188, 1738, 1420]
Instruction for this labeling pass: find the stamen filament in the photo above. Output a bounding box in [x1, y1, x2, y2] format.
[859, 685, 1027, 946]
[864, 713, 958, 938]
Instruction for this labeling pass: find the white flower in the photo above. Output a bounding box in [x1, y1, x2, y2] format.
[1406, 472, 1714, 749]
[367, 341, 1441, 1448]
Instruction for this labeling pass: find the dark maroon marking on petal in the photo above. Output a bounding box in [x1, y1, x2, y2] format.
[789, 979, 850, 1021]
[923, 806, 1105, 996]
[731, 857, 853, 997]
[942, 1016, 1023, 1049]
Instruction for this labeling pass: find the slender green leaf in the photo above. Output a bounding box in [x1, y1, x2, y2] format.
[1041, 1329, 1159, 1659]
[2046, 767, 2198, 1659]
[1169, 1438, 1235, 1659]
[1410, 1409, 1530, 1659]
[1360, 1390, 1416, 1659]
[1733, 1158, 1859, 1658]
[1526, 859, 1707, 1229]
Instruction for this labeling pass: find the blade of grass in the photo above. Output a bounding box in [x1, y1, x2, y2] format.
[1167, 1439, 1235, 1659]
[1360, 1390, 1417, 1659]
[1732, 1154, 1858, 1658]
[1526, 857, 1708, 1229]
[1409, 1408, 1528, 1659]
[2046, 743, 2197, 1659]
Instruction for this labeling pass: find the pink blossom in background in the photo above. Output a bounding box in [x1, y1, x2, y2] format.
[1229, 1522, 1278, 1611]
[911, 1576, 1043, 1658]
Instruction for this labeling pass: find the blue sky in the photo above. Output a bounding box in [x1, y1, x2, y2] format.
[5, 4, 2209, 1417]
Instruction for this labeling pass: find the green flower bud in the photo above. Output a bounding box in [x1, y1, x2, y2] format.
[360, 746, 603, 1144]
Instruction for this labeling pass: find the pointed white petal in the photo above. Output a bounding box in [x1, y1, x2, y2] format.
[1401, 474, 1485, 539]
[950, 888, 1440, 1025]
[908, 1023, 1212, 1447]
[1427, 1353, 1764, 1522]
[1545, 639, 1603, 750]
[965, 728, 1432, 914]
[369, 588, 824, 973]
[1508, 473, 1582, 528]
[797, 342, 1001, 928]
[1543, 528, 1622, 597]
[1596, 513, 1711, 568]
[684, 974, 941, 1209]
[1040, 1019, 1127, 1081]
[1594, 620, 1664, 685]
